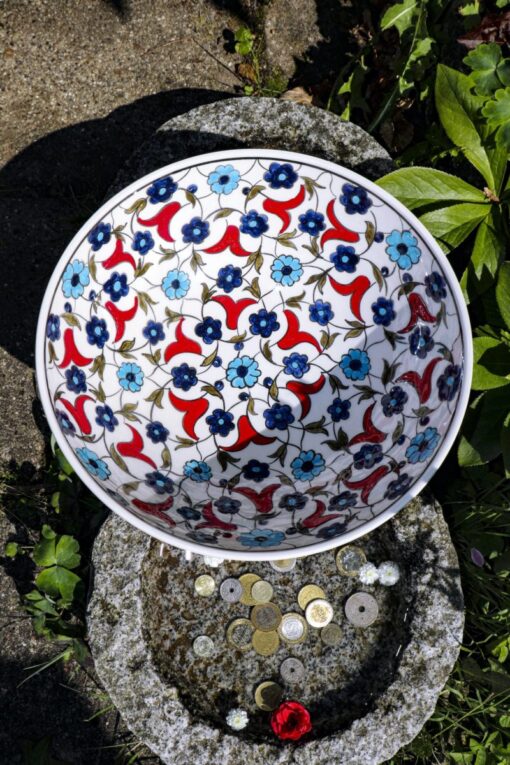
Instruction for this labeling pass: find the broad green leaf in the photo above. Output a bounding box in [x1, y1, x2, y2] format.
[482, 87, 510, 127]
[471, 210, 505, 280]
[35, 566, 81, 601]
[501, 411, 510, 478]
[496, 119, 510, 150]
[472, 336, 510, 389]
[435, 65, 495, 187]
[458, 388, 510, 466]
[376, 167, 484, 209]
[55, 535, 81, 570]
[496, 262, 510, 329]
[464, 43, 510, 95]
[33, 536, 57, 567]
[419, 203, 489, 251]
[380, 0, 418, 35]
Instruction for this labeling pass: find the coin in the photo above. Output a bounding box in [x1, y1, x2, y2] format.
[297, 584, 326, 610]
[251, 580, 274, 603]
[226, 618, 254, 651]
[269, 559, 296, 573]
[321, 622, 343, 646]
[278, 612, 308, 644]
[345, 592, 379, 627]
[194, 574, 216, 597]
[335, 546, 367, 577]
[220, 578, 243, 603]
[193, 635, 215, 657]
[280, 657, 305, 684]
[251, 603, 282, 632]
[305, 598, 334, 628]
[239, 573, 262, 605]
[252, 629, 280, 656]
[254, 681, 283, 711]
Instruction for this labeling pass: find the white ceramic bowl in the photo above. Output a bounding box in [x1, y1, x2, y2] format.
[36, 149, 472, 559]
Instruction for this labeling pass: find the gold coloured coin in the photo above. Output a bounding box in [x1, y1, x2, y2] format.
[252, 629, 280, 656]
[269, 559, 296, 573]
[251, 603, 282, 632]
[297, 584, 326, 610]
[254, 681, 283, 711]
[321, 622, 343, 646]
[251, 580, 274, 603]
[335, 546, 367, 577]
[239, 573, 262, 605]
[226, 618, 254, 651]
[194, 574, 216, 597]
[278, 612, 308, 644]
[305, 598, 334, 628]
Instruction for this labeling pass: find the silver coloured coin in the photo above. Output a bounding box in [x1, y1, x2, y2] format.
[280, 657, 305, 684]
[279, 613, 306, 642]
[193, 635, 215, 657]
[344, 592, 379, 627]
[269, 559, 296, 573]
[220, 577, 243, 603]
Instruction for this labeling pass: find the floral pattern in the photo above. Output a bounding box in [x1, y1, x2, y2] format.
[41, 153, 467, 553]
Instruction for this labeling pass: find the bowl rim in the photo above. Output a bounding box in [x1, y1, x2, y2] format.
[35, 147, 473, 561]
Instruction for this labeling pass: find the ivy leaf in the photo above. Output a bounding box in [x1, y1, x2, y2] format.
[376, 167, 484, 209]
[464, 43, 510, 95]
[435, 64, 495, 187]
[482, 87, 510, 148]
[472, 336, 510, 389]
[419, 203, 490, 252]
[496, 262, 510, 329]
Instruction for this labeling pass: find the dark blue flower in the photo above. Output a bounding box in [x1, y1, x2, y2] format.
[85, 316, 109, 349]
[425, 271, 447, 302]
[353, 444, 383, 470]
[206, 408, 235, 437]
[327, 397, 351, 422]
[385, 473, 412, 500]
[242, 459, 270, 482]
[249, 309, 280, 338]
[263, 162, 298, 189]
[278, 493, 307, 511]
[171, 362, 198, 391]
[339, 183, 372, 215]
[406, 426, 440, 463]
[181, 217, 210, 244]
[329, 491, 357, 510]
[283, 352, 310, 378]
[340, 349, 371, 381]
[240, 210, 269, 238]
[145, 470, 174, 495]
[65, 366, 87, 393]
[309, 300, 334, 326]
[95, 405, 118, 432]
[371, 297, 395, 327]
[214, 496, 242, 514]
[132, 230, 154, 255]
[46, 314, 60, 341]
[381, 385, 408, 416]
[147, 176, 177, 204]
[217, 264, 242, 293]
[239, 528, 285, 548]
[177, 506, 201, 520]
[298, 209, 325, 236]
[103, 272, 129, 303]
[88, 222, 111, 251]
[330, 245, 359, 273]
[195, 317, 222, 345]
[143, 320, 165, 345]
[56, 410, 76, 436]
[409, 326, 434, 358]
[263, 403, 295, 430]
[317, 520, 348, 539]
[146, 421, 169, 444]
[437, 364, 462, 402]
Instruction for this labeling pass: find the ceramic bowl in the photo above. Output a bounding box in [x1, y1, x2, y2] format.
[36, 149, 472, 559]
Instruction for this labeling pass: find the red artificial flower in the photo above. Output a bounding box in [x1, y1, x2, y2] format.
[270, 700, 312, 741]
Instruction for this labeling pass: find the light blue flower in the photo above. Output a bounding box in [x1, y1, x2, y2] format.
[239, 528, 286, 548]
[386, 230, 421, 270]
[184, 459, 212, 482]
[291, 449, 326, 481]
[62, 260, 90, 299]
[118, 362, 144, 392]
[162, 269, 190, 300]
[226, 356, 261, 388]
[406, 427, 440, 464]
[271, 255, 303, 286]
[207, 164, 241, 195]
[340, 349, 371, 381]
[76, 447, 110, 481]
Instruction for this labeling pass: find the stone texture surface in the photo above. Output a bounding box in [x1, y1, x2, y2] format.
[88, 498, 464, 765]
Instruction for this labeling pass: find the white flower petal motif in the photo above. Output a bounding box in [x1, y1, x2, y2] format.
[358, 562, 379, 585]
[378, 561, 400, 586]
[226, 708, 249, 730]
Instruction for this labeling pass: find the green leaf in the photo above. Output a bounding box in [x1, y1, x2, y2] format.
[464, 43, 510, 95]
[496, 262, 510, 329]
[472, 336, 510, 390]
[35, 566, 81, 601]
[419, 203, 489, 251]
[380, 0, 418, 35]
[33, 536, 57, 567]
[501, 411, 510, 478]
[458, 388, 510, 466]
[482, 87, 510, 127]
[55, 536, 81, 570]
[471, 210, 505, 282]
[376, 167, 484, 209]
[5, 541, 18, 557]
[435, 64, 494, 187]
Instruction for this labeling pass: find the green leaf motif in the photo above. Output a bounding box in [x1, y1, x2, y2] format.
[377, 167, 484, 209]
[472, 336, 510, 390]
[419, 203, 489, 252]
[464, 43, 510, 95]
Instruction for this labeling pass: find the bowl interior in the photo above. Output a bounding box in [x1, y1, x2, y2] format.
[36, 149, 471, 558]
